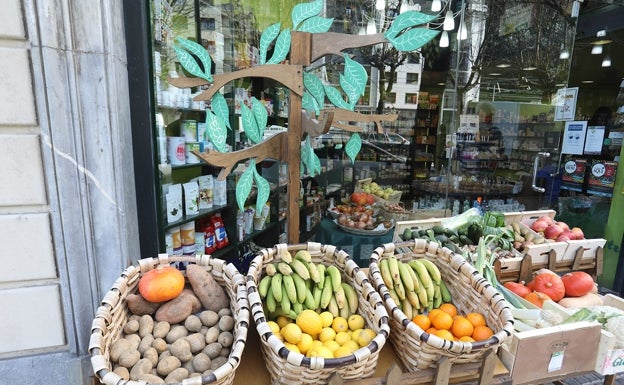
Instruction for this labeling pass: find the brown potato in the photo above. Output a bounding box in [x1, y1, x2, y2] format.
[126, 293, 161, 315]
[185, 265, 228, 312]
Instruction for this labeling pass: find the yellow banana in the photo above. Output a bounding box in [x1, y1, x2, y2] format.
[387, 287, 401, 307]
[282, 274, 297, 303]
[334, 286, 347, 309]
[341, 283, 359, 314]
[289, 259, 310, 281]
[265, 263, 277, 277]
[397, 260, 415, 292]
[339, 302, 350, 319]
[258, 275, 272, 298]
[279, 250, 292, 263]
[402, 297, 413, 320]
[326, 266, 342, 292]
[419, 258, 441, 284]
[271, 273, 283, 302]
[394, 279, 406, 301]
[328, 295, 340, 317]
[406, 263, 421, 292]
[406, 290, 421, 310]
[306, 261, 320, 284]
[379, 259, 394, 288]
[291, 273, 307, 303]
[409, 260, 434, 302]
[412, 272, 428, 312]
[277, 262, 293, 276]
[387, 256, 401, 285]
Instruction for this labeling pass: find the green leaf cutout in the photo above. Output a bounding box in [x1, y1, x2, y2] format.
[340, 73, 360, 108]
[236, 163, 255, 212]
[174, 38, 213, 82]
[260, 23, 281, 65]
[387, 28, 440, 52]
[304, 72, 325, 108]
[324, 84, 352, 110]
[384, 11, 438, 40]
[298, 16, 334, 33]
[205, 111, 228, 152]
[301, 137, 315, 176]
[345, 133, 362, 164]
[210, 92, 231, 130]
[302, 91, 320, 115]
[253, 167, 271, 214]
[342, 54, 368, 97]
[266, 29, 291, 64]
[311, 151, 321, 176]
[240, 103, 261, 144]
[291, 0, 323, 30]
[251, 97, 268, 139]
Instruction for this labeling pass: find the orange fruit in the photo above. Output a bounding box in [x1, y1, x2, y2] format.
[432, 312, 453, 331]
[459, 336, 476, 342]
[427, 309, 443, 324]
[439, 303, 458, 318]
[425, 327, 438, 335]
[472, 325, 494, 341]
[466, 312, 487, 328]
[412, 314, 431, 331]
[434, 329, 455, 340]
[451, 316, 474, 338]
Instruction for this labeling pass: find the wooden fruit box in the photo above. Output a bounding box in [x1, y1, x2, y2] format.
[498, 321, 603, 385]
[561, 238, 607, 263]
[594, 294, 624, 375]
[393, 218, 443, 242]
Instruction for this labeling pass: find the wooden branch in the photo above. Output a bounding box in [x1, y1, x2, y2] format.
[192, 131, 287, 180]
[302, 109, 334, 137]
[168, 64, 305, 101]
[310, 32, 388, 62]
[321, 108, 398, 133]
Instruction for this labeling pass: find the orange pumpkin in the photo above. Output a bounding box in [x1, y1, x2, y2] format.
[138, 266, 185, 303]
[524, 291, 552, 308]
[532, 272, 565, 301]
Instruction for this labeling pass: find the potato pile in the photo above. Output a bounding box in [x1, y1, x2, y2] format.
[110, 264, 234, 383]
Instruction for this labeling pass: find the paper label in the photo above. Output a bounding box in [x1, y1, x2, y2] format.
[548, 351, 564, 372]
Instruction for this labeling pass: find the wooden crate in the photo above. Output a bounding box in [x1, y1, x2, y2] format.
[594, 294, 624, 375]
[393, 218, 443, 241]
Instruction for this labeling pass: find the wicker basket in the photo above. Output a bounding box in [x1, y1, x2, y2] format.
[246, 242, 390, 385]
[89, 254, 249, 385]
[369, 239, 515, 371]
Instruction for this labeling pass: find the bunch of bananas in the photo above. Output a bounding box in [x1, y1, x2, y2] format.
[257, 250, 359, 321]
[379, 256, 452, 320]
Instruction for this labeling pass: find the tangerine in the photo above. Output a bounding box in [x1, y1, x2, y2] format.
[459, 336, 476, 342]
[427, 309, 443, 324]
[434, 329, 455, 340]
[425, 327, 438, 335]
[432, 312, 453, 330]
[451, 316, 474, 338]
[466, 312, 487, 328]
[412, 314, 431, 330]
[439, 303, 458, 318]
[472, 325, 494, 341]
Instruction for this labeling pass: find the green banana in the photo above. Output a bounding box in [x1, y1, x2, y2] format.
[387, 256, 401, 285]
[289, 259, 310, 280]
[388, 287, 401, 307]
[406, 289, 421, 310]
[293, 302, 303, 316]
[282, 274, 297, 303]
[379, 259, 394, 288]
[313, 285, 323, 309]
[402, 297, 413, 320]
[277, 262, 293, 276]
[394, 278, 406, 301]
[291, 273, 307, 303]
[306, 261, 320, 283]
[316, 264, 326, 290]
[439, 279, 452, 303]
[341, 282, 359, 314]
[305, 289, 316, 310]
[280, 285, 291, 314]
[397, 260, 415, 292]
[328, 295, 340, 317]
[410, 260, 434, 302]
[279, 250, 292, 263]
[271, 273, 283, 302]
[339, 302, 350, 319]
[419, 258, 441, 284]
[294, 250, 312, 263]
[320, 279, 333, 309]
[412, 272, 429, 312]
[433, 283, 442, 309]
[406, 263, 421, 292]
[265, 263, 277, 277]
[326, 266, 342, 291]
[258, 275, 272, 298]
[266, 287, 277, 313]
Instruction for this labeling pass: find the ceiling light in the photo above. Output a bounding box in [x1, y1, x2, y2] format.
[559, 49, 570, 60]
[489, 72, 502, 76]
[366, 19, 377, 34]
[443, 10, 455, 31]
[591, 45, 603, 55]
[457, 20, 468, 40]
[439, 30, 449, 47]
[523, 64, 537, 71]
[431, 0, 442, 12]
[375, 0, 385, 11]
[437, 82, 446, 86]
[582, 80, 594, 84]
[602, 55, 611, 68]
[496, 63, 511, 68]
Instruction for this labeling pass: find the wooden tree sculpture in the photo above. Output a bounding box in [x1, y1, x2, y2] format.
[169, 0, 439, 243]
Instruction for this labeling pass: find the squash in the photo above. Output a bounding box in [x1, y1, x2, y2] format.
[532, 272, 565, 302]
[557, 292, 604, 308]
[524, 291, 552, 308]
[560, 271, 595, 297]
[138, 266, 185, 303]
[503, 281, 532, 298]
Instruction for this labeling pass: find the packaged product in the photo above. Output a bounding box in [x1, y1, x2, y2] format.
[165, 184, 183, 223]
[203, 219, 217, 254]
[197, 175, 214, 209]
[213, 178, 227, 205]
[183, 181, 199, 216]
[211, 213, 229, 249]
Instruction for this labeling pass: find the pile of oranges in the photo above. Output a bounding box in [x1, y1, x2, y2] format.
[412, 303, 494, 342]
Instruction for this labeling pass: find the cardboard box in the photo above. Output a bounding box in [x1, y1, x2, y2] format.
[499, 321, 602, 384]
[594, 294, 624, 375]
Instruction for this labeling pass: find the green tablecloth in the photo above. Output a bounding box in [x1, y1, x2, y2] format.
[316, 218, 394, 267]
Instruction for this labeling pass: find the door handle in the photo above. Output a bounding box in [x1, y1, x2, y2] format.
[531, 152, 551, 193]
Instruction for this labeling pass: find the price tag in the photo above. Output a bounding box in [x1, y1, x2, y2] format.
[548, 351, 564, 372]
